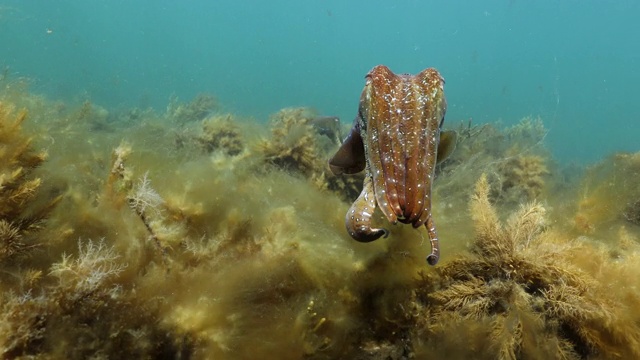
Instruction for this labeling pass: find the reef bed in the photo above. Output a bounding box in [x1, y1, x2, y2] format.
[1, 79, 639, 360]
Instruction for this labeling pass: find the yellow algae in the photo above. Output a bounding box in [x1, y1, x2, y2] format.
[0, 103, 59, 267]
[413, 175, 640, 359]
[0, 87, 639, 360]
[195, 113, 245, 156]
[166, 93, 218, 126]
[258, 107, 363, 201]
[498, 151, 549, 201]
[573, 152, 640, 239]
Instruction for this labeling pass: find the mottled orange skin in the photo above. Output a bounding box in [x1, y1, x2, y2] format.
[329, 65, 448, 265]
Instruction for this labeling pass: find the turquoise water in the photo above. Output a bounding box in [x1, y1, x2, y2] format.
[0, 0, 638, 163]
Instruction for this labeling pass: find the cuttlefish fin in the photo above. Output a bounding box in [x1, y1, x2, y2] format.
[328, 123, 366, 175]
[436, 130, 457, 164]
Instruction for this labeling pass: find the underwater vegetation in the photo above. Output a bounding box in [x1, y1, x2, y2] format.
[413, 175, 640, 359]
[258, 107, 362, 201]
[166, 93, 218, 127]
[0, 103, 60, 263]
[573, 152, 640, 237]
[0, 76, 639, 359]
[437, 116, 551, 207]
[259, 107, 326, 177]
[194, 113, 245, 156]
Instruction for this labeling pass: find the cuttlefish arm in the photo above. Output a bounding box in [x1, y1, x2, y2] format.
[329, 123, 457, 257]
[424, 130, 456, 264]
[330, 117, 387, 241]
[330, 125, 456, 245]
[345, 170, 389, 242]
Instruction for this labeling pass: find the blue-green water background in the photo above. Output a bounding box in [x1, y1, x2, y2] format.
[1, 1, 638, 163]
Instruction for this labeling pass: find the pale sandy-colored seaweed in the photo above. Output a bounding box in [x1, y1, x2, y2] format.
[0, 102, 60, 263]
[166, 93, 217, 126]
[497, 151, 549, 201]
[195, 113, 245, 156]
[413, 175, 640, 359]
[258, 107, 362, 201]
[435, 116, 550, 209]
[2, 84, 640, 360]
[574, 152, 640, 236]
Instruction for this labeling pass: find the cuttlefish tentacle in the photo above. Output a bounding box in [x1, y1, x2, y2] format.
[346, 170, 389, 242]
[425, 216, 440, 265]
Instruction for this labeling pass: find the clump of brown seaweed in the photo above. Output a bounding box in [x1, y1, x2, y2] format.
[437, 117, 551, 208]
[413, 175, 640, 359]
[0, 238, 192, 359]
[258, 107, 324, 176]
[574, 152, 640, 236]
[195, 113, 245, 156]
[0, 103, 60, 263]
[258, 107, 362, 201]
[0, 103, 194, 357]
[2, 82, 640, 359]
[498, 151, 549, 201]
[166, 93, 217, 126]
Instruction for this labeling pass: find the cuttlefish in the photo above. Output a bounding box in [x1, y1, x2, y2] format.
[329, 65, 456, 265]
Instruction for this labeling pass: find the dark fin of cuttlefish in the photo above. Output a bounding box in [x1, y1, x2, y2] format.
[328, 123, 366, 175]
[436, 130, 457, 164]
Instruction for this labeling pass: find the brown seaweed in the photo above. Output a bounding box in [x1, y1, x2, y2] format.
[413, 175, 640, 359]
[195, 113, 245, 156]
[258, 107, 362, 201]
[0, 103, 60, 263]
[166, 93, 217, 126]
[1, 83, 640, 359]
